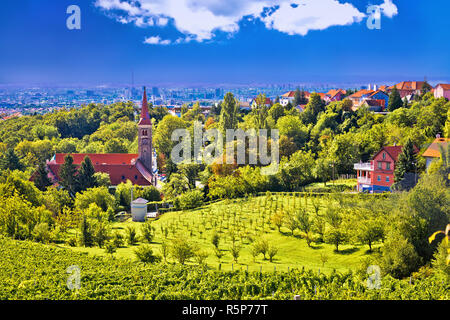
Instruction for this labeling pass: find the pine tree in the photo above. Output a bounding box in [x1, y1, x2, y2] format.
[394, 139, 417, 184]
[388, 86, 403, 112]
[421, 81, 432, 95]
[293, 88, 302, 107]
[0, 148, 24, 171]
[219, 92, 238, 133]
[77, 156, 97, 192]
[34, 162, 52, 191]
[79, 215, 93, 247]
[403, 97, 409, 108]
[59, 154, 78, 195]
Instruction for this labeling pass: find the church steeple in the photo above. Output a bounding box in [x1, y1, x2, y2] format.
[137, 87, 153, 174]
[138, 86, 151, 126]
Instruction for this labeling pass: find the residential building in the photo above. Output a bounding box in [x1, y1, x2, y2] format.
[434, 84, 450, 100]
[422, 135, 449, 168]
[354, 146, 408, 193]
[251, 97, 272, 109]
[389, 81, 427, 98]
[324, 89, 346, 103]
[348, 89, 375, 108]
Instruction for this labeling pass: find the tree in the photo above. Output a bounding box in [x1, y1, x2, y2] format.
[160, 242, 170, 263]
[171, 236, 196, 265]
[153, 115, 188, 157]
[421, 81, 433, 95]
[194, 249, 209, 266]
[393, 139, 417, 189]
[255, 238, 269, 260]
[268, 245, 278, 262]
[231, 243, 241, 263]
[79, 215, 93, 247]
[380, 233, 421, 278]
[211, 231, 220, 249]
[59, 155, 78, 195]
[403, 97, 409, 108]
[77, 156, 97, 192]
[301, 93, 325, 125]
[296, 208, 313, 235]
[0, 148, 24, 171]
[324, 227, 348, 252]
[356, 219, 384, 251]
[271, 210, 285, 232]
[219, 92, 239, 133]
[34, 162, 52, 191]
[141, 220, 155, 243]
[388, 86, 403, 112]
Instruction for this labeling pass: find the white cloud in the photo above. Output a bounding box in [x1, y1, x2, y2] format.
[95, 0, 398, 44]
[144, 36, 172, 45]
[378, 0, 398, 18]
[261, 0, 366, 36]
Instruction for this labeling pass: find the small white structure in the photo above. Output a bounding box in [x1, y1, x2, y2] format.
[131, 198, 148, 222]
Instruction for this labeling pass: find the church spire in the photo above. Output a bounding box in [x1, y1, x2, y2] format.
[139, 86, 151, 126]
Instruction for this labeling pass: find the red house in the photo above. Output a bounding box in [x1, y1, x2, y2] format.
[43, 88, 156, 187]
[354, 146, 406, 193]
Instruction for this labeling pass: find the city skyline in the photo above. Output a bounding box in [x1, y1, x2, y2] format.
[0, 0, 449, 86]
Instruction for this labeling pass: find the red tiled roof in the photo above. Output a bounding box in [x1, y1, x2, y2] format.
[52, 154, 138, 165]
[349, 89, 374, 99]
[436, 84, 450, 90]
[422, 137, 450, 158]
[281, 91, 296, 98]
[138, 87, 152, 126]
[47, 163, 152, 186]
[390, 81, 425, 91]
[368, 90, 388, 98]
[363, 99, 385, 107]
[326, 89, 346, 98]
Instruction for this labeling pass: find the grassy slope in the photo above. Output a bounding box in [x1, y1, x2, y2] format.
[61, 194, 380, 274]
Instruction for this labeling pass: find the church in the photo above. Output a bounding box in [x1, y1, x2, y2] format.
[45, 88, 156, 186]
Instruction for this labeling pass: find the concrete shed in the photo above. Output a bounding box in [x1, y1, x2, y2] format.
[131, 198, 148, 222]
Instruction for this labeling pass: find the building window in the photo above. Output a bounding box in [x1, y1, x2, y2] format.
[386, 163, 391, 170]
[382, 152, 386, 160]
[377, 175, 381, 181]
[142, 130, 148, 136]
[135, 175, 138, 180]
[122, 176, 125, 180]
[378, 162, 382, 169]
[386, 176, 390, 182]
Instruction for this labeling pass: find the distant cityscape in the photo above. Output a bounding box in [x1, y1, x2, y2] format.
[0, 83, 376, 118]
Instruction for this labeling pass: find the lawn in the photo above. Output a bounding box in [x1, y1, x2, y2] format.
[61, 193, 380, 274]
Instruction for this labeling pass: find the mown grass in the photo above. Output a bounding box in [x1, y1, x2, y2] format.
[61, 194, 381, 274]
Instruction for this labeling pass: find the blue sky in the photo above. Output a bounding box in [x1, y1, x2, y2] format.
[0, 0, 449, 86]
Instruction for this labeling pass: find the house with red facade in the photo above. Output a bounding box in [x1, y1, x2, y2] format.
[354, 146, 406, 193]
[43, 88, 156, 187]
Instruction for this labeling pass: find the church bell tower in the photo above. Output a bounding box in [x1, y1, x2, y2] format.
[138, 87, 153, 173]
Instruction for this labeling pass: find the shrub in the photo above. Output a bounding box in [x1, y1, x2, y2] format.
[125, 226, 138, 246]
[134, 245, 161, 264]
[32, 223, 52, 244]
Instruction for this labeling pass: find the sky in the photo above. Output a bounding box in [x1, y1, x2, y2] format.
[0, 0, 449, 87]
